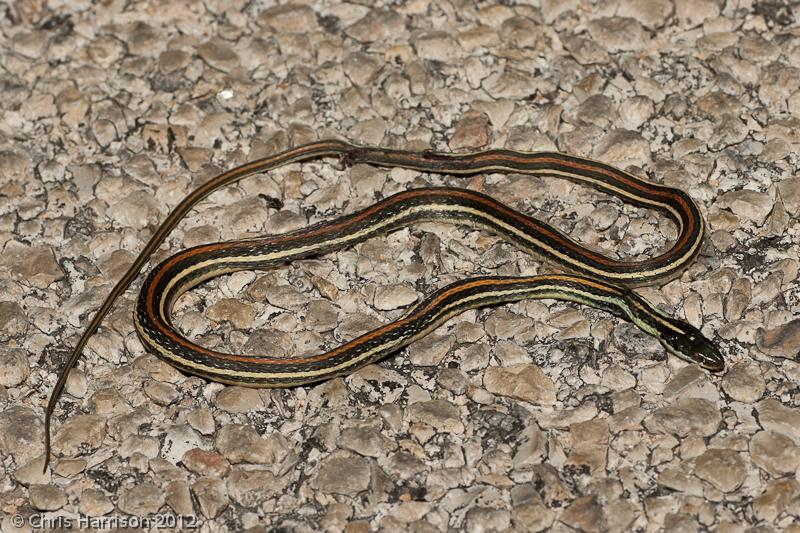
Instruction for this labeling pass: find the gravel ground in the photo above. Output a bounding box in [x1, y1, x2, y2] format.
[1, 1, 799, 532]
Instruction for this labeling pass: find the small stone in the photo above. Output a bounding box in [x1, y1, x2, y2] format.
[437, 367, 469, 395]
[407, 400, 464, 434]
[756, 319, 800, 360]
[757, 399, 800, 444]
[158, 49, 192, 74]
[118, 483, 166, 515]
[589, 205, 619, 232]
[449, 111, 491, 150]
[166, 480, 194, 516]
[693, 449, 746, 493]
[753, 479, 800, 523]
[407, 334, 453, 367]
[52, 415, 106, 457]
[29, 484, 67, 511]
[338, 426, 394, 458]
[749, 431, 800, 476]
[306, 300, 339, 332]
[0, 346, 29, 387]
[594, 130, 651, 169]
[466, 507, 511, 531]
[568, 419, 609, 474]
[257, 4, 318, 33]
[483, 364, 556, 406]
[206, 298, 255, 329]
[197, 38, 240, 73]
[11, 30, 49, 58]
[119, 435, 160, 459]
[182, 448, 231, 478]
[187, 406, 215, 435]
[346, 9, 405, 43]
[0, 301, 28, 340]
[513, 425, 547, 469]
[411, 30, 464, 63]
[162, 424, 204, 464]
[643, 398, 721, 437]
[192, 477, 228, 519]
[675, 0, 721, 28]
[373, 283, 418, 310]
[777, 177, 800, 214]
[143, 380, 180, 406]
[715, 189, 774, 227]
[216, 386, 265, 414]
[657, 467, 704, 496]
[587, 17, 648, 52]
[215, 424, 274, 464]
[0, 241, 64, 288]
[721, 362, 766, 403]
[227, 467, 287, 507]
[512, 501, 555, 532]
[560, 495, 603, 532]
[79, 488, 114, 516]
[617, 0, 673, 29]
[313, 452, 371, 495]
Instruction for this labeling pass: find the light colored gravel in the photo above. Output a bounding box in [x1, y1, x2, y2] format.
[1, 1, 799, 531]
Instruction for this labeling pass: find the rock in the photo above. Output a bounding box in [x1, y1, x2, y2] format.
[192, 477, 228, 519]
[0, 346, 29, 387]
[118, 483, 166, 515]
[643, 398, 720, 437]
[0, 242, 64, 288]
[215, 425, 274, 464]
[407, 400, 464, 434]
[721, 362, 766, 403]
[693, 449, 746, 493]
[52, 415, 106, 457]
[28, 484, 67, 511]
[756, 399, 800, 444]
[756, 319, 800, 359]
[313, 452, 371, 495]
[749, 431, 800, 476]
[483, 364, 556, 406]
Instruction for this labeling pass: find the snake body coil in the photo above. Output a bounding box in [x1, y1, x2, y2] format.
[44, 140, 723, 471]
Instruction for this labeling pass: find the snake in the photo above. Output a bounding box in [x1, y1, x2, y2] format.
[43, 139, 723, 470]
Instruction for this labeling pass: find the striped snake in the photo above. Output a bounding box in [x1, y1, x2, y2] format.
[44, 139, 723, 470]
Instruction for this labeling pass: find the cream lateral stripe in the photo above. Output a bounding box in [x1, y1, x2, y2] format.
[144, 284, 609, 379]
[157, 202, 701, 324]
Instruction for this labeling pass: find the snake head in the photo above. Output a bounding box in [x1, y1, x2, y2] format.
[660, 322, 725, 373]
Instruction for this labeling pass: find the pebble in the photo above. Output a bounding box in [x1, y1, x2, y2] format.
[721, 362, 766, 403]
[693, 449, 746, 493]
[643, 398, 721, 437]
[118, 483, 166, 515]
[560, 495, 603, 532]
[227, 466, 286, 507]
[0, 242, 64, 288]
[52, 415, 106, 457]
[0, 346, 29, 387]
[407, 334, 454, 367]
[756, 319, 800, 360]
[215, 424, 275, 464]
[755, 399, 800, 444]
[483, 364, 556, 406]
[216, 386, 265, 413]
[749, 431, 800, 476]
[5, 1, 797, 529]
[313, 452, 371, 495]
[407, 400, 464, 434]
[80, 488, 115, 516]
[192, 477, 228, 518]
